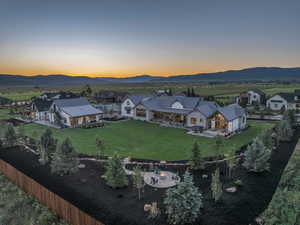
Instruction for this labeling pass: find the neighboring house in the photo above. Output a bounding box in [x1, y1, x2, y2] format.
[49, 98, 103, 128]
[267, 92, 296, 111]
[31, 99, 53, 121]
[39, 91, 79, 101]
[121, 95, 247, 135]
[237, 89, 266, 105]
[94, 103, 121, 119]
[94, 91, 128, 103]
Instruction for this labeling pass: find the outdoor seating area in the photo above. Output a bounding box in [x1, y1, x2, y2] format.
[143, 170, 180, 188]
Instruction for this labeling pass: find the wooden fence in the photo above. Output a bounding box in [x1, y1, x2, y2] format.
[0, 159, 104, 225]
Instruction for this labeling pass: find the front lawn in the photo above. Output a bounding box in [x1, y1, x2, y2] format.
[23, 120, 274, 160]
[0, 108, 13, 121]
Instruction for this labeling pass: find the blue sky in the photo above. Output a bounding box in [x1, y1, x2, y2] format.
[0, 0, 299, 77]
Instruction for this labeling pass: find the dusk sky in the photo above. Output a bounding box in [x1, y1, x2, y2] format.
[0, 0, 299, 77]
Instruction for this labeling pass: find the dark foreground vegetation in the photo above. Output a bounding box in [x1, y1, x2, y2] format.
[0, 127, 299, 225]
[0, 173, 68, 225]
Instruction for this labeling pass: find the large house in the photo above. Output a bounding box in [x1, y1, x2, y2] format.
[49, 98, 103, 128]
[121, 95, 247, 135]
[31, 98, 53, 121]
[266, 90, 300, 111]
[237, 89, 266, 106]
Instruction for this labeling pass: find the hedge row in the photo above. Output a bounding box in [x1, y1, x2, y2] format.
[262, 140, 300, 225]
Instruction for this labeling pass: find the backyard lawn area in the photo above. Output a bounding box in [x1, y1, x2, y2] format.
[0, 108, 13, 120]
[23, 120, 274, 160]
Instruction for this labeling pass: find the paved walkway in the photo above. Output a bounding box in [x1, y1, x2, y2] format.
[143, 171, 180, 188]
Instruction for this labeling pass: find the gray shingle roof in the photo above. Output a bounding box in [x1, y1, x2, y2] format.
[127, 95, 154, 105]
[277, 93, 295, 103]
[249, 88, 266, 96]
[53, 98, 90, 107]
[61, 105, 103, 117]
[54, 98, 103, 117]
[196, 102, 218, 117]
[217, 104, 245, 121]
[33, 99, 53, 112]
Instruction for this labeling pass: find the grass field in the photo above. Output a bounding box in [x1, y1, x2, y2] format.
[1, 82, 300, 101]
[0, 108, 13, 120]
[22, 120, 274, 160]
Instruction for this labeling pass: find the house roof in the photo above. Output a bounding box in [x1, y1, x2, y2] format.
[33, 99, 53, 112]
[249, 88, 266, 96]
[127, 95, 154, 105]
[217, 104, 245, 121]
[61, 105, 103, 117]
[54, 98, 103, 117]
[53, 98, 91, 107]
[195, 101, 218, 117]
[276, 93, 295, 103]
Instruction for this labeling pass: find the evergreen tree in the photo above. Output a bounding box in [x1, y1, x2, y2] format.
[164, 171, 202, 225]
[191, 87, 196, 97]
[259, 129, 275, 150]
[211, 168, 223, 202]
[104, 154, 128, 188]
[224, 149, 237, 179]
[187, 88, 191, 97]
[283, 110, 296, 126]
[189, 141, 205, 170]
[85, 84, 92, 96]
[242, 137, 271, 173]
[132, 166, 144, 200]
[95, 137, 105, 158]
[50, 138, 79, 175]
[276, 119, 293, 142]
[39, 128, 57, 165]
[4, 123, 16, 147]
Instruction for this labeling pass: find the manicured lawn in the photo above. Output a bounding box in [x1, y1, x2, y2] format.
[23, 120, 274, 160]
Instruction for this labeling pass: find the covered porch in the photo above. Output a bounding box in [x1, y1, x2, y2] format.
[150, 110, 187, 127]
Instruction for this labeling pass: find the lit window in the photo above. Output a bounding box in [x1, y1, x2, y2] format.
[191, 118, 197, 125]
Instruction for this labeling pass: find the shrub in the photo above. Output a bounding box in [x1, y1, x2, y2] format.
[164, 171, 202, 225]
[4, 123, 17, 147]
[243, 137, 271, 173]
[276, 119, 293, 142]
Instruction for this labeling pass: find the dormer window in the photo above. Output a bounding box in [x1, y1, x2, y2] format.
[171, 101, 184, 109]
[126, 100, 130, 105]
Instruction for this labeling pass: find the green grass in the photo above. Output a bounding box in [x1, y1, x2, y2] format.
[0, 108, 13, 120]
[23, 120, 274, 160]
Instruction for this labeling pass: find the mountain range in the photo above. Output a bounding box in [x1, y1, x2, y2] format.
[1, 67, 300, 86]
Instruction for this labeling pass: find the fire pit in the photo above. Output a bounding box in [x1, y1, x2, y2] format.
[159, 172, 167, 180]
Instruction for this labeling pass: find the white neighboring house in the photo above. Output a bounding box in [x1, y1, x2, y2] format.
[236, 88, 266, 105]
[266, 93, 296, 111]
[121, 95, 247, 135]
[49, 98, 103, 128]
[31, 99, 53, 121]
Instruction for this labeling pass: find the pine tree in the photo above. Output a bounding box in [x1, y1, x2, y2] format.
[50, 138, 79, 175]
[259, 129, 275, 150]
[211, 168, 223, 202]
[4, 123, 17, 147]
[132, 166, 144, 200]
[276, 119, 293, 142]
[187, 88, 191, 97]
[39, 128, 57, 165]
[189, 141, 205, 170]
[95, 137, 105, 158]
[224, 150, 237, 179]
[164, 171, 202, 225]
[104, 154, 128, 188]
[191, 87, 196, 97]
[242, 137, 271, 173]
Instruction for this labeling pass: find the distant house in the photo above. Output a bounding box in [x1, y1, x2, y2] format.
[94, 91, 128, 103]
[121, 95, 246, 135]
[237, 89, 266, 106]
[39, 91, 79, 101]
[49, 98, 103, 128]
[266, 91, 299, 111]
[31, 99, 53, 121]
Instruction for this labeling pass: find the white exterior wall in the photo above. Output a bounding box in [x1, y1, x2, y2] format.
[121, 98, 135, 118]
[248, 91, 261, 104]
[227, 118, 239, 133]
[186, 111, 207, 127]
[267, 95, 288, 111]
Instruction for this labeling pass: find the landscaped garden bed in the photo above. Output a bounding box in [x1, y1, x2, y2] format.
[0, 127, 299, 225]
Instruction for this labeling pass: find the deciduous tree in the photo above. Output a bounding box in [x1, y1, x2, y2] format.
[132, 166, 144, 200]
